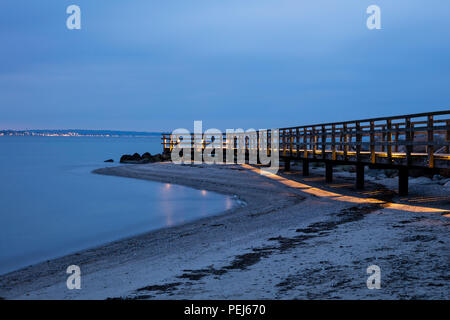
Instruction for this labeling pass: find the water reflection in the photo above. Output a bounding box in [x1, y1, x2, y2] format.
[0, 136, 236, 275]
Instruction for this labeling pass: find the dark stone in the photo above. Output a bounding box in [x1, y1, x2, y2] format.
[141, 152, 152, 160]
[104, 159, 114, 163]
[384, 169, 398, 178]
[131, 153, 141, 161]
[153, 154, 162, 162]
[119, 152, 169, 164]
[120, 153, 142, 163]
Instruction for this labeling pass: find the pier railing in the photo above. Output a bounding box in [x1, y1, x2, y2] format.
[162, 110, 450, 170]
[278, 110, 450, 169]
[161, 111, 449, 195]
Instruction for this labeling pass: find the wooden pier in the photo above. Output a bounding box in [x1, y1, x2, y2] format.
[162, 111, 450, 195]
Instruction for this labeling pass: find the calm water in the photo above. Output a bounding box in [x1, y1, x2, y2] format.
[0, 136, 233, 275]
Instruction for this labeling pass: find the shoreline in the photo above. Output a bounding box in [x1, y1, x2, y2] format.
[0, 162, 448, 299]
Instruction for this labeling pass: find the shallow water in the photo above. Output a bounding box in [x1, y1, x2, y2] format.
[0, 136, 233, 275]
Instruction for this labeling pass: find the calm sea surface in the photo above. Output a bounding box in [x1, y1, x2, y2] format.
[0, 136, 234, 275]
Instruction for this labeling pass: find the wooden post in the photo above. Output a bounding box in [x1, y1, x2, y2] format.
[394, 124, 399, 153]
[343, 123, 348, 160]
[356, 121, 361, 162]
[398, 167, 409, 196]
[321, 125, 326, 159]
[370, 121, 375, 163]
[331, 124, 336, 161]
[427, 115, 434, 168]
[163, 134, 166, 152]
[356, 164, 365, 189]
[386, 119, 392, 163]
[348, 124, 353, 154]
[446, 120, 450, 154]
[405, 117, 412, 165]
[303, 159, 309, 176]
[325, 162, 333, 183]
[285, 159, 291, 171]
[289, 128, 293, 156]
[312, 127, 317, 158]
[303, 128, 308, 159]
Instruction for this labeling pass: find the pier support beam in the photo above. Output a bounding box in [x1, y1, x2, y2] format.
[302, 159, 309, 176]
[325, 162, 333, 183]
[398, 167, 409, 196]
[284, 159, 291, 171]
[356, 164, 365, 189]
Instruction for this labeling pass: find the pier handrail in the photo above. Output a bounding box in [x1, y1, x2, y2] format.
[162, 110, 450, 170]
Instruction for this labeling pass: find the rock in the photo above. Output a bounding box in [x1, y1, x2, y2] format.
[409, 177, 433, 185]
[120, 153, 142, 163]
[141, 152, 152, 163]
[104, 159, 114, 163]
[119, 152, 169, 164]
[409, 168, 431, 178]
[141, 152, 152, 160]
[384, 169, 397, 178]
[366, 169, 379, 177]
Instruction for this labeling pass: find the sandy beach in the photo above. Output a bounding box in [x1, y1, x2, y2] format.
[0, 162, 448, 300]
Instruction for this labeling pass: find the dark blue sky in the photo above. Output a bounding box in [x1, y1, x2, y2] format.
[1, 0, 449, 131]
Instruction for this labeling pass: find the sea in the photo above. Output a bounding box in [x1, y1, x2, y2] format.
[0, 136, 234, 275]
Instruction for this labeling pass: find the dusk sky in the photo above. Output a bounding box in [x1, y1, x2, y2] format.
[1, 0, 449, 132]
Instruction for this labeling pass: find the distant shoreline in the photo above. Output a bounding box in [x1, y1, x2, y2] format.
[0, 130, 164, 137]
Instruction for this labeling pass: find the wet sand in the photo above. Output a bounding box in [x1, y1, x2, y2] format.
[0, 162, 448, 299]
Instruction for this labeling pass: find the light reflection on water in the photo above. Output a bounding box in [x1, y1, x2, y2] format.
[0, 136, 235, 275]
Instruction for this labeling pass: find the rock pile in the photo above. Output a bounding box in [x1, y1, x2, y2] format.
[119, 152, 170, 164]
